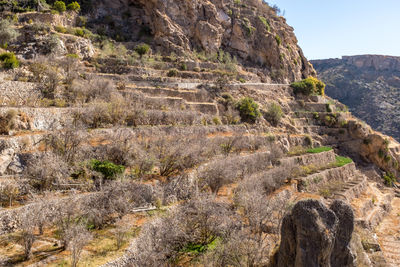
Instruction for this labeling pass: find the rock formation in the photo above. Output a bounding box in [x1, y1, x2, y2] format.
[88, 0, 315, 82]
[272, 199, 355, 267]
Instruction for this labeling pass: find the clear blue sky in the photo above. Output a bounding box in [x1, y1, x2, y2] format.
[267, 0, 400, 60]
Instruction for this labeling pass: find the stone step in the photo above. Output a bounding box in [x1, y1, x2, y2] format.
[281, 150, 336, 168]
[329, 175, 368, 202]
[290, 102, 333, 113]
[298, 162, 357, 192]
[355, 193, 393, 230]
[187, 102, 219, 115]
[124, 86, 210, 102]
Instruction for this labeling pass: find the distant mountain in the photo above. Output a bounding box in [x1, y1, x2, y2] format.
[311, 55, 400, 141]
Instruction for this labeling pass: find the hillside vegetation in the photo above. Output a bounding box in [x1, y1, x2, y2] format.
[0, 1, 400, 267]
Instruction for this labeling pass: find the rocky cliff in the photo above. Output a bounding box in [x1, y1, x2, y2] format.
[311, 55, 400, 141]
[87, 0, 314, 82]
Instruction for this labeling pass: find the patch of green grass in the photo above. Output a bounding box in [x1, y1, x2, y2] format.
[181, 237, 221, 255]
[335, 156, 353, 167]
[306, 146, 333, 154]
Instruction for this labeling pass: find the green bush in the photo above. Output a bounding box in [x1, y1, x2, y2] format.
[0, 19, 20, 47]
[89, 159, 125, 180]
[258, 16, 270, 32]
[54, 25, 67, 33]
[291, 77, 326, 96]
[383, 172, 396, 187]
[53, 1, 66, 13]
[0, 52, 19, 69]
[134, 43, 150, 58]
[74, 28, 84, 37]
[275, 34, 282, 46]
[236, 97, 261, 123]
[67, 1, 80, 11]
[167, 68, 178, 77]
[263, 102, 283, 126]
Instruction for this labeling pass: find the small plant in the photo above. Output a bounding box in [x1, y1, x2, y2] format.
[304, 135, 313, 147]
[258, 16, 271, 32]
[236, 97, 261, 123]
[74, 28, 84, 37]
[0, 19, 20, 48]
[89, 159, 125, 180]
[238, 77, 246, 83]
[291, 77, 326, 96]
[134, 43, 150, 58]
[180, 63, 187, 71]
[275, 34, 282, 46]
[55, 25, 67, 33]
[167, 68, 178, 77]
[242, 18, 256, 37]
[383, 172, 396, 187]
[0, 52, 19, 69]
[53, 1, 66, 13]
[263, 102, 283, 126]
[67, 1, 80, 12]
[212, 117, 222, 125]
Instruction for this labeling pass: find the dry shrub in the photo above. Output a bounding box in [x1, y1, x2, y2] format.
[129, 196, 238, 265]
[23, 152, 70, 191]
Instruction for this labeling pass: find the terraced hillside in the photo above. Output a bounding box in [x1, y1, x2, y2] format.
[0, 1, 400, 267]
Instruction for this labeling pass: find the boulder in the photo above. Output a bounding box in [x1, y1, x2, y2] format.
[273, 199, 356, 267]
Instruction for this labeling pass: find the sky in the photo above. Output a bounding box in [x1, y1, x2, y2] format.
[267, 0, 400, 60]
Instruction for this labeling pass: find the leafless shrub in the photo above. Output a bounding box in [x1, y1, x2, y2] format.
[163, 174, 197, 204]
[198, 160, 235, 194]
[113, 220, 130, 250]
[0, 180, 19, 207]
[23, 152, 70, 191]
[19, 208, 38, 260]
[0, 109, 18, 135]
[130, 197, 238, 265]
[80, 182, 155, 228]
[65, 223, 92, 267]
[201, 229, 268, 266]
[60, 55, 80, 86]
[66, 76, 116, 104]
[43, 126, 85, 163]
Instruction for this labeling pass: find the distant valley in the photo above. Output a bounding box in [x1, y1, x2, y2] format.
[312, 55, 400, 141]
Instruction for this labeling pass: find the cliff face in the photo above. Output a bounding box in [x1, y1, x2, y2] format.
[88, 0, 315, 82]
[312, 55, 400, 141]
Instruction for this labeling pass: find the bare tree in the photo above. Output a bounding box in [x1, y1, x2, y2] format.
[66, 223, 92, 267]
[130, 196, 238, 265]
[43, 126, 85, 163]
[24, 152, 69, 191]
[112, 220, 130, 250]
[19, 208, 38, 259]
[0, 181, 19, 207]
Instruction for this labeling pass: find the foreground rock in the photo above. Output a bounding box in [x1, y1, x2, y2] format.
[272, 199, 355, 267]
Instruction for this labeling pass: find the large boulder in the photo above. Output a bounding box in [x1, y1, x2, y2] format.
[272, 199, 355, 267]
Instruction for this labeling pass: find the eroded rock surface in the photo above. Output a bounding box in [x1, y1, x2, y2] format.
[273, 199, 355, 267]
[89, 0, 315, 82]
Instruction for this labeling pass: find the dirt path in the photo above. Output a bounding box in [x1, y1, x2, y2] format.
[376, 197, 400, 266]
